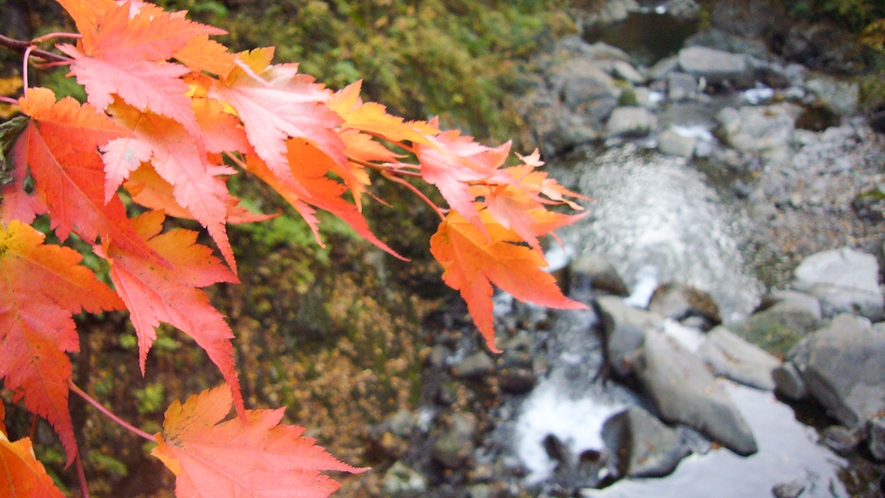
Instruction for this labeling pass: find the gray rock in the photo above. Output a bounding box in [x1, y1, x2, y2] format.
[793, 247, 884, 321]
[757, 290, 822, 319]
[595, 296, 662, 377]
[772, 480, 806, 498]
[677, 46, 749, 85]
[553, 59, 621, 109]
[453, 351, 495, 380]
[432, 412, 478, 468]
[602, 406, 690, 477]
[821, 425, 863, 455]
[773, 362, 808, 400]
[728, 300, 822, 356]
[716, 104, 801, 156]
[667, 72, 698, 101]
[648, 55, 679, 82]
[649, 283, 721, 328]
[805, 76, 859, 116]
[657, 127, 698, 158]
[606, 107, 658, 137]
[382, 461, 428, 498]
[571, 252, 629, 296]
[611, 60, 645, 84]
[699, 326, 782, 390]
[789, 314, 885, 427]
[868, 416, 885, 461]
[636, 331, 758, 455]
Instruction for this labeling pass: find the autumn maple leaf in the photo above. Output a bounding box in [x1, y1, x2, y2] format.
[152, 384, 365, 498]
[0, 429, 65, 498]
[94, 210, 246, 418]
[0, 221, 124, 465]
[11, 87, 159, 261]
[430, 209, 586, 352]
[56, 0, 224, 137]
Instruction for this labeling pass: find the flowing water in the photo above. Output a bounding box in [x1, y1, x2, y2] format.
[507, 145, 852, 496]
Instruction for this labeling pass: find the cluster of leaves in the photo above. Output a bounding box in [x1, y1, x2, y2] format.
[0, 0, 586, 495]
[152, 0, 576, 143]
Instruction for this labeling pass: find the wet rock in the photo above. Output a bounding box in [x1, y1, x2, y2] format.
[677, 46, 750, 86]
[785, 314, 885, 427]
[498, 350, 536, 394]
[657, 126, 697, 158]
[611, 60, 645, 84]
[524, 101, 600, 158]
[821, 425, 863, 455]
[606, 106, 658, 137]
[601, 406, 690, 477]
[382, 461, 428, 498]
[649, 283, 721, 329]
[570, 252, 629, 296]
[772, 362, 808, 400]
[367, 409, 418, 459]
[432, 412, 478, 469]
[636, 331, 758, 455]
[667, 72, 698, 101]
[868, 416, 885, 461]
[805, 75, 859, 116]
[648, 55, 679, 81]
[553, 58, 621, 109]
[596, 296, 662, 377]
[453, 352, 495, 380]
[698, 326, 781, 390]
[715, 104, 800, 157]
[756, 290, 822, 319]
[792, 247, 884, 321]
[727, 300, 822, 356]
[772, 480, 806, 498]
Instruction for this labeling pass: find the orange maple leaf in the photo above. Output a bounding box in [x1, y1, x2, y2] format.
[12, 87, 158, 261]
[330, 80, 438, 144]
[209, 51, 344, 195]
[152, 384, 365, 498]
[430, 209, 586, 352]
[94, 210, 246, 418]
[56, 1, 222, 137]
[102, 101, 237, 271]
[0, 221, 124, 465]
[245, 139, 405, 260]
[0, 430, 66, 498]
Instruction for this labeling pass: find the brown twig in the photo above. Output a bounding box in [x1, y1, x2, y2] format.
[0, 33, 72, 65]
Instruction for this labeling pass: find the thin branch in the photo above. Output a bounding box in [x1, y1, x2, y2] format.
[68, 381, 155, 442]
[75, 454, 90, 498]
[0, 96, 18, 106]
[381, 170, 447, 222]
[0, 34, 71, 64]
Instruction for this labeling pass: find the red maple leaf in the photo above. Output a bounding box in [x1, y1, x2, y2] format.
[0, 221, 124, 465]
[94, 210, 246, 418]
[0, 430, 66, 498]
[430, 208, 586, 352]
[152, 384, 365, 498]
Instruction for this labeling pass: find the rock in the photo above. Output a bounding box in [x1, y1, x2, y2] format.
[715, 104, 801, 157]
[663, 0, 700, 20]
[381, 461, 428, 498]
[786, 314, 885, 427]
[367, 409, 417, 459]
[553, 59, 621, 109]
[792, 247, 884, 321]
[806, 76, 859, 116]
[756, 290, 822, 319]
[611, 60, 645, 84]
[868, 416, 885, 461]
[570, 252, 629, 296]
[772, 480, 806, 498]
[601, 406, 690, 478]
[581, 0, 639, 27]
[606, 106, 658, 137]
[728, 300, 821, 356]
[698, 326, 782, 390]
[677, 46, 750, 86]
[648, 55, 679, 81]
[453, 351, 495, 380]
[636, 331, 758, 455]
[821, 425, 863, 455]
[657, 127, 698, 158]
[498, 350, 536, 394]
[772, 362, 808, 400]
[595, 296, 662, 377]
[667, 72, 698, 101]
[648, 283, 721, 328]
[432, 412, 478, 468]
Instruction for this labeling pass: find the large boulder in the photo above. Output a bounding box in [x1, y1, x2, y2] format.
[595, 296, 662, 377]
[602, 406, 690, 478]
[570, 252, 629, 297]
[636, 331, 758, 455]
[715, 104, 801, 157]
[779, 315, 885, 427]
[698, 326, 782, 390]
[677, 46, 751, 86]
[727, 300, 822, 356]
[792, 247, 884, 322]
[606, 106, 658, 137]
